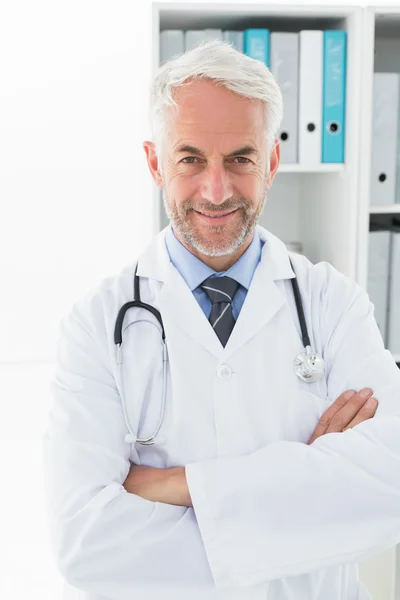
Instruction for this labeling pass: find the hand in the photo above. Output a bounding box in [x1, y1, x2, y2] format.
[307, 388, 378, 445]
[123, 463, 170, 502]
[123, 463, 192, 507]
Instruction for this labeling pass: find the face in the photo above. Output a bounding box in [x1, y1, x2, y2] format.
[143, 79, 280, 269]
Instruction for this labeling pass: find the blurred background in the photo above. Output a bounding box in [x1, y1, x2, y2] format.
[1, 0, 400, 598]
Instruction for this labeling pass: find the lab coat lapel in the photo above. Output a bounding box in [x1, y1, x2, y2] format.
[136, 224, 295, 361]
[222, 228, 296, 361]
[221, 260, 289, 361]
[158, 261, 224, 358]
[136, 226, 223, 358]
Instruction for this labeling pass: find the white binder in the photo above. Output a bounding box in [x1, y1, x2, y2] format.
[367, 228, 391, 345]
[298, 30, 323, 166]
[270, 32, 299, 164]
[185, 29, 222, 51]
[370, 73, 400, 206]
[160, 30, 185, 65]
[387, 228, 400, 354]
[222, 31, 244, 53]
[396, 98, 400, 204]
[185, 31, 204, 51]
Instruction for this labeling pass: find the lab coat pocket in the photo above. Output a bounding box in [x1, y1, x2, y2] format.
[284, 389, 333, 444]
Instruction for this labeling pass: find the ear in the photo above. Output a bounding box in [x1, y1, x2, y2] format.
[266, 139, 281, 189]
[143, 141, 163, 188]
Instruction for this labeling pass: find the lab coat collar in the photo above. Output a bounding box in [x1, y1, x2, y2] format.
[136, 223, 296, 361]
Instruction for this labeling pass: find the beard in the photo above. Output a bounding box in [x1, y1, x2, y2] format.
[161, 186, 268, 258]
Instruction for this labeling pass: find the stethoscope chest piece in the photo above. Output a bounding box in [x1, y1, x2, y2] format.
[294, 346, 325, 383]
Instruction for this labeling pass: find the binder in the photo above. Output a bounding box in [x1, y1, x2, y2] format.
[396, 95, 400, 204]
[222, 31, 244, 53]
[244, 29, 270, 66]
[203, 29, 223, 43]
[396, 139, 400, 204]
[370, 73, 400, 206]
[298, 31, 323, 166]
[387, 224, 400, 354]
[322, 30, 347, 163]
[185, 31, 205, 51]
[185, 29, 222, 51]
[270, 32, 299, 164]
[160, 30, 185, 65]
[367, 226, 391, 345]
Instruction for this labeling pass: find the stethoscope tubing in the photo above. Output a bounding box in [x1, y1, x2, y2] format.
[115, 259, 308, 348]
[114, 257, 320, 445]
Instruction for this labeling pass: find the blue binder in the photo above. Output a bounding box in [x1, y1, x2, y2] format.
[244, 29, 270, 67]
[322, 30, 347, 163]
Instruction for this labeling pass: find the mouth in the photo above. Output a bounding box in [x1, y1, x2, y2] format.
[194, 209, 239, 224]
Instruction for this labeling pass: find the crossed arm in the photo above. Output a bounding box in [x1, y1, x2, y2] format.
[123, 383, 380, 508]
[123, 462, 193, 507]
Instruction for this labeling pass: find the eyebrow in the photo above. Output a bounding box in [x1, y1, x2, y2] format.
[174, 144, 258, 158]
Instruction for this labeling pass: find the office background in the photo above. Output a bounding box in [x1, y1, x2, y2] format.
[1, 1, 400, 598]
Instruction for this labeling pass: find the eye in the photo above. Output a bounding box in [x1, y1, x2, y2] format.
[181, 157, 199, 164]
[232, 157, 251, 164]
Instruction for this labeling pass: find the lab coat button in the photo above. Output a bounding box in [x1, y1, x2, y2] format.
[217, 364, 232, 379]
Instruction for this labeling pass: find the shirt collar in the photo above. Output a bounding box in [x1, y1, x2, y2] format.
[164, 222, 263, 292]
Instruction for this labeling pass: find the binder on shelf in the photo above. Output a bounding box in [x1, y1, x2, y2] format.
[396, 90, 400, 204]
[270, 32, 299, 164]
[322, 30, 347, 163]
[387, 222, 400, 355]
[160, 30, 185, 65]
[370, 73, 400, 206]
[244, 29, 270, 66]
[222, 31, 244, 53]
[396, 140, 400, 204]
[367, 225, 391, 345]
[203, 29, 223, 43]
[185, 29, 222, 51]
[185, 30, 204, 51]
[298, 31, 323, 166]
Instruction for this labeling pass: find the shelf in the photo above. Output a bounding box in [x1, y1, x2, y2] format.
[157, 3, 358, 30]
[277, 164, 346, 174]
[370, 205, 400, 214]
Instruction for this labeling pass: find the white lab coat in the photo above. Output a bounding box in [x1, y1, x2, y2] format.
[42, 224, 400, 600]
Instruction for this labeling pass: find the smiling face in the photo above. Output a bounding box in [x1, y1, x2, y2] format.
[143, 78, 280, 271]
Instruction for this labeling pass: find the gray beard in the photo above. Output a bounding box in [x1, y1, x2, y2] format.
[161, 187, 268, 257]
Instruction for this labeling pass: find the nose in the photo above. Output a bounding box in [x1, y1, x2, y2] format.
[199, 164, 233, 206]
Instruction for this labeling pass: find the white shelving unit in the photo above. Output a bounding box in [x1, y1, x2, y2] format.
[359, 10, 400, 600]
[357, 6, 400, 375]
[370, 205, 400, 215]
[152, 3, 363, 283]
[151, 5, 399, 598]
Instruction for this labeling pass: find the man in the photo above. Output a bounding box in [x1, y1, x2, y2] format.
[42, 40, 400, 600]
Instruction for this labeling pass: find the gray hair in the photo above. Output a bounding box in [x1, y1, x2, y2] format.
[148, 39, 283, 175]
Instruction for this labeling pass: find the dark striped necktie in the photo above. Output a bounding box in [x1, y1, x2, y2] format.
[200, 276, 240, 347]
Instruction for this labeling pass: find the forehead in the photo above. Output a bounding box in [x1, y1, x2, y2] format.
[166, 79, 265, 140]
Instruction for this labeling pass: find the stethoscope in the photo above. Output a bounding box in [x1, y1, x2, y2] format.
[114, 257, 325, 445]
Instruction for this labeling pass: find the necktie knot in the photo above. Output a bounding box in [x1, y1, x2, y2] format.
[200, 276, 240, 306]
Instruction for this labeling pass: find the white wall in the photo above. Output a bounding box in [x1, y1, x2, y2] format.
[1, 2, 156, 596]
[0, 0, 156, 364]
[1, 0, 398, 598]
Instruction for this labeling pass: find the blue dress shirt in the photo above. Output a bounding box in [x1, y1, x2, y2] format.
[164, 223, 265, 321]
